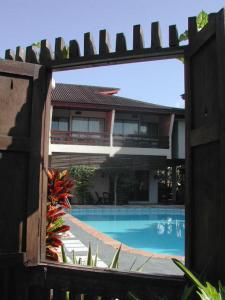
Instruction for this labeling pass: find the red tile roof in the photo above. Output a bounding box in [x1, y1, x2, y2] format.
[52, 83, 184, 114]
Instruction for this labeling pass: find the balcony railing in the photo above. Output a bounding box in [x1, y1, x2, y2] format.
[51, 131, 110, 146]
[113, 135, 169, 149]
[51, 131, 169, 149]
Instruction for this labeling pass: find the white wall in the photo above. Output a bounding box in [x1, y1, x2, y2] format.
[49, 144, 171, 158]
[148, 170, 158, 204]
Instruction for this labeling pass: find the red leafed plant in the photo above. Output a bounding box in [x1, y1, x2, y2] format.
[46, 170, 74, 261]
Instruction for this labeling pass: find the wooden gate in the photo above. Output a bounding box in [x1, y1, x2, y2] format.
[0, 60, 51, 266]
[185, 9, 225, 281]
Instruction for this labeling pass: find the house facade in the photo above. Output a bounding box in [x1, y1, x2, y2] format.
[49, 83, 185, 205]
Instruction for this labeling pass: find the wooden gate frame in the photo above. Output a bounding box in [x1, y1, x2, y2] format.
[1, 7, 225, 299]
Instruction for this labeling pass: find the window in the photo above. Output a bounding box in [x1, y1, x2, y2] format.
[114, 120, 158, 136]
[72, 117, 104, 133]
[52, 117, 69, 131]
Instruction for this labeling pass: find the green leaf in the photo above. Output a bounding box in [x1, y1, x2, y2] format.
[127, 291, 140, 300]
[172, 259, 205, 290]
[32, 41, 41, 48]
[108, 244, 122, 269]
[181, 285, 195, 300]
[135, 256, 152, 272]
[93, 245, 98, 267]
[87, 243, 92, 266]
[61, 245, 68, 263]
[179, 31, 188, 42]
[219, 282, 225, 300]
[197, 10, 208, 31]
[72, 250, 77, 264]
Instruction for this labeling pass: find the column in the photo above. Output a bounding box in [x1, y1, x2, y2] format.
[148, 170, 158, 204]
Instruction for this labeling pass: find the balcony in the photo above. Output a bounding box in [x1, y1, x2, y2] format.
[51, 131, 110, 146]
[113, 135, 169, 149]
[51, 131, 169, 149]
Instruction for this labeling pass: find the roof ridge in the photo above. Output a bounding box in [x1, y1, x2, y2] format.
[56, 82, 119, 91]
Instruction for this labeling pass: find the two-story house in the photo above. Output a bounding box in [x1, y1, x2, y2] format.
[49, 83, 185, 205]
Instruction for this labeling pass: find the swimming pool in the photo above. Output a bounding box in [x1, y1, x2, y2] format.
[70, 207, 185, 256]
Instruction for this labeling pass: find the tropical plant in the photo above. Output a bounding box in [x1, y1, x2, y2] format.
[70, 166, 96, 204]
[173, 259, 225, 300]
[61, 243, 151, 300]
[46, 169, 74, 261]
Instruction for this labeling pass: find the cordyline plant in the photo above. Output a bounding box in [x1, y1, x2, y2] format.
[46, 170, 74, 261]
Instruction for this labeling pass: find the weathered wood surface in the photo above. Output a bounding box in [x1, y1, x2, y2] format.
[0, 263, 184, 300]
[0, 59, 51, 264]
[185, 9, 225, 281]
[4, 19, 192, 71]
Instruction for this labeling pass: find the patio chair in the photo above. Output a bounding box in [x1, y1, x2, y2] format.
[95, 191, 104, 204]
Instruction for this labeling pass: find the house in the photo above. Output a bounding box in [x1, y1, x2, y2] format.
[49, 83, 185, 205]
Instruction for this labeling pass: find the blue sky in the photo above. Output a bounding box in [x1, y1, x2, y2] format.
[0, 1, 224, 108]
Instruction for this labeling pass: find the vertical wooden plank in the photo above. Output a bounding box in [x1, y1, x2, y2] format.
[99, 30, 111, 54]
[26, 46, 39, 64]
[188, 17, 197, 43]
[40, 40, 54, 64]
[26, 65, 52, 264]
[5, 49, 15, 60]
[16, 46, 25, 62]
[55, 37, 67, 61]
[116, 33, 127, 52]
[69, 40, 81, 59]
[40, 70, 52, 261]
[169, 25, 179, 47]
[216, 8, 225, 280]
[133, 24, 144, 50]
[151, 22, 162, 48]
[84, 32, 96, 56]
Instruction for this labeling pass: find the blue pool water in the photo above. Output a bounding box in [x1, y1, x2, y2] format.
[71, 208, 185, 256]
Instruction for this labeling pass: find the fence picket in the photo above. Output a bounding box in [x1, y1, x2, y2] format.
[99, 30, 111, 54]
[26, 46, 39, 64]
[169, 25, 179, 47]
[16, 46, 25, 62]
[116, 33, 127, 52]
[84, 32, 96, 56]
[133, 24, 144, 50]
[69, 40, 81, 59]
[5, 49, 15, 60]
[151, 22, 162, 48]
[40, 39, 54, 64]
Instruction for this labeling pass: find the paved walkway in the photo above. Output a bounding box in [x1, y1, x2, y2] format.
[62, 214, 183, 276]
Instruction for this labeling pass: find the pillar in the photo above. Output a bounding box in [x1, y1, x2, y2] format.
[148, 170, 158, 204]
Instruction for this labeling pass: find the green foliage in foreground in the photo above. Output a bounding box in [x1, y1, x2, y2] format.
[61, 243, 151, 300]
[173, 259, 225, 300]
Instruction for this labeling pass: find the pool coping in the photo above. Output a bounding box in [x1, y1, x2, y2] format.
[64, 213, 185, 261]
